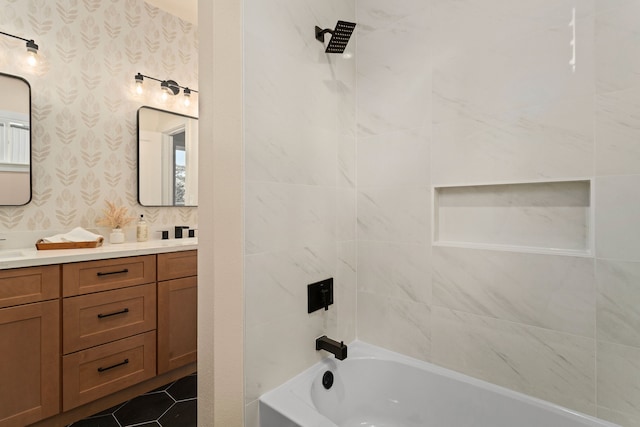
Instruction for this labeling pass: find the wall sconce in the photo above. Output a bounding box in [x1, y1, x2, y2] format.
[0, 31, 39, 66]
[134, 73, 198, 106]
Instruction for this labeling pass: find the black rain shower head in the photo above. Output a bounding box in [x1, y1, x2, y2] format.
[315, 20, 356, 54]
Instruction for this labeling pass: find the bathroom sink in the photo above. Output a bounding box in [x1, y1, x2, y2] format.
[0, 250, 27, 261]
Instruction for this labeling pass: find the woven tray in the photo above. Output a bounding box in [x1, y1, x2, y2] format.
[35, 237, 104, 250]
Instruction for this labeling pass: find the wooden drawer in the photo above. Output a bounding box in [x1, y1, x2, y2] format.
[63, 255, 156, 296]
[63, 283, 156, 354]
[0, 265, 59, 309]
[157, 250, 197, 281]
[62, 331, 156, 411]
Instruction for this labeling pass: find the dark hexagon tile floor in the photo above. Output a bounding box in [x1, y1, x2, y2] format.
[69, 373, 196, 427]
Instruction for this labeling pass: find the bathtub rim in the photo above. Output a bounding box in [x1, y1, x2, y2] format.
[258, 340, 619, 427]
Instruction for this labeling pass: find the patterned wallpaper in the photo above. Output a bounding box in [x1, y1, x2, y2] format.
[0, 0, 198, 236]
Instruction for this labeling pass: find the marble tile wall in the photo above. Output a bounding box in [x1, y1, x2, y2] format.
[355, 0, 433, 362]
[242, 0, 356, 424]
[356, 0, 640, 425]
[0, 0, 198, 239]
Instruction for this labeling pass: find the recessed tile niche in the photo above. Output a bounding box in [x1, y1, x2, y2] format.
[433, 180, 592, 255]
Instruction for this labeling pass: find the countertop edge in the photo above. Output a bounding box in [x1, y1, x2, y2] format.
[0, 239, 198, 270]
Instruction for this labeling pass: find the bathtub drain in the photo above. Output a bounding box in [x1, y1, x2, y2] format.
[322, 371, 334, 389]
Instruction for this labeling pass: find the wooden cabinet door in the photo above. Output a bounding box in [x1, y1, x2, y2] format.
[157, 276, 197, 374]
[0, 300, 59, 427]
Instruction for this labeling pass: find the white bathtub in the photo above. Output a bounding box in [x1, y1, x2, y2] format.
[259, 341, 619, 427]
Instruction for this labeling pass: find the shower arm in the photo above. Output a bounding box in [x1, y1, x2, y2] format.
[315, 26, 334, 43]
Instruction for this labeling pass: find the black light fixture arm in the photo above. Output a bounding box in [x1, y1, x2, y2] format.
[0, 31, 38, 51]
[0, 31, 30, 43]
[135, 73, 199, 94]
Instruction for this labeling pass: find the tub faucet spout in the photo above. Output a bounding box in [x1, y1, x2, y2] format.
[315, 335, 347, 360]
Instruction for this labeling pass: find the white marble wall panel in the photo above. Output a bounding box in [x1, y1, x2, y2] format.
[357, 187, 430, 244]
[431, 0, 594, 185]
[245, 122, 339, 186]
[597, 341, 640, 419]
[356, 11, 431, 137]
[245, 243, 335, 329]
[358, 128, 430, 188]
[435, 181, 591, 252]
[596, 87, 640, 176]
[431, 95, 594, 184]
[597, 260, 640, 347]
[595, 176, 640, 261]
[433, 247, 595, 337]
[597, 406, 640, 427]
[337, 188, 356, 241]
[356, 0, 430, 35]
[357, 291, 431, 361]
[338, 134, 357, 188]
[245, 400, 260, 427]
[432, 307, 596, 415]
[337, 241, 357, 344]
[432, 1, 594, 116]
[595, 0, 640, 94]
[358, 241, 431, 305]
[432, 0, 593, 57]
[245, 308, 337, 404]
[245, 182, 337, 255]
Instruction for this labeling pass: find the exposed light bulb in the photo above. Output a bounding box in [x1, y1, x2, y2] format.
[183, 88, 191, 107]
[25, 39, 38, 67]
[160, 80, 171, 101]
[26, 50, 37, 66]
[134, 73, 144, 95]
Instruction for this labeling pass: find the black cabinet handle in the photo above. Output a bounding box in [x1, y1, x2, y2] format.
[96, 268, 129, 277]
[97, 308, 129, 319]
[97, 358, 129, 373]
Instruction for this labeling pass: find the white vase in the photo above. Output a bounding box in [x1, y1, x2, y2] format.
[109, 228, 125, 244]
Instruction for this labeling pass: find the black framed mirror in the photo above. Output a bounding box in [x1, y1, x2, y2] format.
[137, 106, 198, 207]
[0, 72, 31, 206]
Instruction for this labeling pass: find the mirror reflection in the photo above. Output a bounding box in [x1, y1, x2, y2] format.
[0, 72, 31, 206]
[137, 106, 198, 206]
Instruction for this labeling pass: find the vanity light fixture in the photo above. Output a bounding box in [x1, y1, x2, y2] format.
[0, 31, 39, 66]
[134, 73, 197, 105]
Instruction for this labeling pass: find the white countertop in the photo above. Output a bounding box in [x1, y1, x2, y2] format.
[0, 238, 198, 269]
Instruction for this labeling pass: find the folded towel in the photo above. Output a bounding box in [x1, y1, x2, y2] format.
[42, 227, 104, 243]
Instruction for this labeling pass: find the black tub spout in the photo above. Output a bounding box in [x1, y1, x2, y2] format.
[315, 335, 347, 360]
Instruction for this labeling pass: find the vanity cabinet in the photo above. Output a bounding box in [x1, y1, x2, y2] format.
[0, 266, 60, 427]
[61, 256, 158, 411]
[157, 250, 198, 374]
[0, 249, 197, 426]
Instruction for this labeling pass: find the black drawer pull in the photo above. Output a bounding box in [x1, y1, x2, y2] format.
[97, 358, 129, 373]
[96, 268, 129, 277]
[97, 308, 129, 319]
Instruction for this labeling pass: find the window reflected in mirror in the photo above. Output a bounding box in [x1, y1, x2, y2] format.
[0, 72, 32, 206]
[137, 106, 198, 207]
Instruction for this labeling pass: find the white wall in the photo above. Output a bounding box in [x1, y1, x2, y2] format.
[242, 0, 357, 424]
[356, 1, 640, 425]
